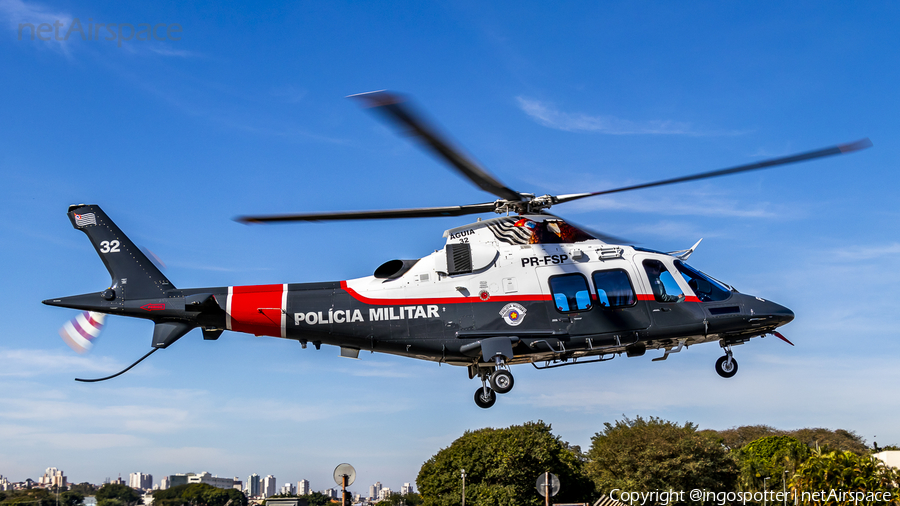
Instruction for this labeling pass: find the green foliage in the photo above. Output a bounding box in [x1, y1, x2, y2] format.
[375, 492, 423, 506]
[0, 488, 55, 506]
[736, 435, 810, 491]
[152, 484, 246, 506]
[710, 425, 781, 450]
[791, 449, 900, 505]
[417, 420, 594, 506]
[372, 492, 420, 506]
[792, 428, 869, 455]
[67, 485, 97, 497]
[714, 425, 869, 455]
[294, 492, 331, 506]
[60, 491, 84, 506]
[586, 415, 738, 494]
[96, 485, 140, 506]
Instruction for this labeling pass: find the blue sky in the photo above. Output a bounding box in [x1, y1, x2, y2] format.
[2, 0, 899, 496]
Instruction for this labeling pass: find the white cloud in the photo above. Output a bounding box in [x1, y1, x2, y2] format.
[0, 348, 124, 377]
[564, 191, 780, 219]
[831, 242, 900, 260]
[0, 0, 73, 55]
[516, 96, 727, 136]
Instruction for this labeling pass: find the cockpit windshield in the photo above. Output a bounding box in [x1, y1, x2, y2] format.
[674, 260, 732, 302]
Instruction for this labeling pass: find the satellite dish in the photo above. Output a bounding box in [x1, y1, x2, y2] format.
[535, 473, 559, 497]
[333, 463, 356, 487]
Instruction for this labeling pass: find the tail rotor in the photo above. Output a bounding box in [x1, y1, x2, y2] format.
[59, 311, 106, 354]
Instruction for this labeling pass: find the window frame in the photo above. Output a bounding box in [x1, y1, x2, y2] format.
[548, 272, 593, 314]
[591, 268, 638, 309]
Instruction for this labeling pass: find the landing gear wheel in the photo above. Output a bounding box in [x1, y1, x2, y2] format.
[715, 355, 738, 378]
[474, 387, 497, 408]
[490, 370, 515, 394]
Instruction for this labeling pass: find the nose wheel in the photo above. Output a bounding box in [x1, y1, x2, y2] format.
[474, 386, 497, 408]
[715, 354, 738, 378]
[472, 361, 515, 408]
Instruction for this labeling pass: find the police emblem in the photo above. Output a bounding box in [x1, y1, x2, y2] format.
[499, 303, 527, 326]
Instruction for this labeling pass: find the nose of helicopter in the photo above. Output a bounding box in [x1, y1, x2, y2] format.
[747, 296, 794, 327]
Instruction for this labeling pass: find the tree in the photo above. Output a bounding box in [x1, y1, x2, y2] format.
[0, 488, 55, 506]
[417, 421, 594, 506]
[585, 416, 738, 494]
[375, 492, 423, 506]
[709, 425, 782, 450]
[60, 491, 85, 506]
[154, 484, 246, 506]
[791, 449, 900, 505]
[301, 492, 332, 506]
[735, 435, 810, 491]
[790, 428, 869, 455]
[68, 484, 98, 497]
[95, 485, 141, 506]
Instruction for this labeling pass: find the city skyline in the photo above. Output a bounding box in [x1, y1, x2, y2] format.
[2, 0, 900, 491]
[1, 467, 414, 502]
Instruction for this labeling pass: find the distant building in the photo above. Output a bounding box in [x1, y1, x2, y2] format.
[40, 468, 67, 489]
[378, 487, 392, 501]
[368, 482, 382, 500]
[168, 474, 189, 488]
[279, 483, 295, 496]
[232, 479, 242, 492]
[321, 489, 337, 500]
[246, 474, 260, 497]
[0, 476, 10, 492]
[296, 480, 309, 496]
[129, 473, 152, 490]
[874, 451, 900, 469]
[113, 477, 125, 486]
[187, 472, 238, 490]
[262, 475, 277, 498]
[159, 477, 170, 491]
[401, 483, 414, 495]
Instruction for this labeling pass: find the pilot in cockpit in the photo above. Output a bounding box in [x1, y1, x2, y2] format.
[644, 260, 685, 303]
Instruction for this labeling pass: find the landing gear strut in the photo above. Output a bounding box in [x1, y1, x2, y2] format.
[715, 348, 738, 378]
[474, 371, 496, 409]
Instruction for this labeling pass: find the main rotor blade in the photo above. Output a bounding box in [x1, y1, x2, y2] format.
[556, 138, 873, 205]
[349, 91, 523, 202]
[236, 202, 497, 224]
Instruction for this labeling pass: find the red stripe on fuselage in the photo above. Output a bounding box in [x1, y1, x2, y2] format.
[340, 281, 551, 305]
[229, 284, 283, 337]
[636, 293, 702, 303]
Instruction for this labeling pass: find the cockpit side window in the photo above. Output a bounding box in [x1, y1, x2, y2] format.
[592, 269, 636, 308]
[674, 260, 732, 302]
[549, 273, 592, 313]
[642, 259, 684, 303]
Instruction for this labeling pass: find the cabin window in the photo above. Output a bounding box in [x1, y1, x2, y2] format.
[549, 273, 592, 312]
[674, 260, 731, 302]
[642, 259, 685, 303]
[592, 269, 636, 308]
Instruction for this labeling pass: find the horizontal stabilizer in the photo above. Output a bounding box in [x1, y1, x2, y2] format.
[152, 321, 194, 348]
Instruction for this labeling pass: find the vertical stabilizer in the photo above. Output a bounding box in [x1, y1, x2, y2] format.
[67, 204, 175, 300]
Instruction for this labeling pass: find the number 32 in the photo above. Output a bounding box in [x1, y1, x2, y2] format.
[100, 240, 120, 253]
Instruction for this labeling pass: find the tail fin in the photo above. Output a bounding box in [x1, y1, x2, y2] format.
[67, 204, 175, 299]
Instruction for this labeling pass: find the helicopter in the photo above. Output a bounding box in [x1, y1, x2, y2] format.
[44, 91, 871, 408]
